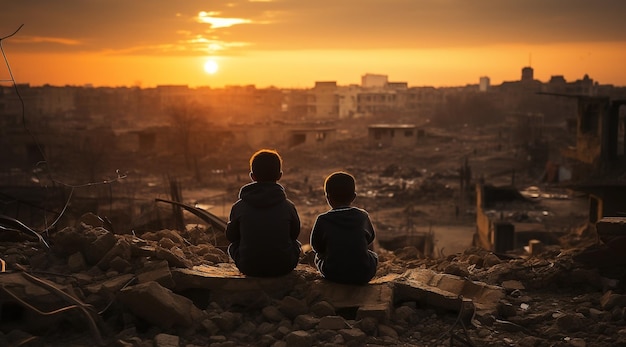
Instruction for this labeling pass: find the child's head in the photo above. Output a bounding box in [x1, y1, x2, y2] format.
[250, 149, 283, 182]
[324, 171, 356, 208]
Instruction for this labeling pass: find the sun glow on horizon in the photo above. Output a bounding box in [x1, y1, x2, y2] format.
[6, 41, 626, 89]
[204, 59, 219, 74]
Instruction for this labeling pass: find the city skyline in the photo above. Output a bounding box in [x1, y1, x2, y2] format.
[1, 0, 626, 89]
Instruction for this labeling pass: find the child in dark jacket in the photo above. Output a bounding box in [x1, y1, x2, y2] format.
[310, 171, 378, 284]
[226, 149, 302, 277]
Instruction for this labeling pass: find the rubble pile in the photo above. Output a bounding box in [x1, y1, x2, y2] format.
[1, 215, 626, 347]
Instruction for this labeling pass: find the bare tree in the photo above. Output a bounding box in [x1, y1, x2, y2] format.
[165, 100, 211, 179]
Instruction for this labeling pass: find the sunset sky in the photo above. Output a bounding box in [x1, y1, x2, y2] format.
[1, 0, 625, 89]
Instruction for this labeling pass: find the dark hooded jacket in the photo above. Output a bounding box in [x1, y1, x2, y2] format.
[226, 181, 301, 277]
[310, 206, 378, 284]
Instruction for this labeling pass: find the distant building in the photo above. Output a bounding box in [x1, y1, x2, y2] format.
[309, 81, 339, 120]
[281, 89, 309, 121]
[357, 91, 398, 116]
[388, 82, 408, 90]
[337, 85, 360, 119]
[479, 77, 490, 92]
[521, 66, 534, 82]
[557, 96, 626, 240]
[287, 127, 336, 147]
[361, 74, 388, 88]
[402, 87, 444, 119]
[560, 96, 626, 180]
[368, 124, 421, 148]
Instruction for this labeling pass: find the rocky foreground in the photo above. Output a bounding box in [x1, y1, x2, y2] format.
[1, 215, 626, 347]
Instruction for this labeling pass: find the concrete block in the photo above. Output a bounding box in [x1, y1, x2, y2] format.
[314, 281, 393, 311]
[393, 268, 504, 317]
[596, 217, 626, 243]
[137, 260, 174, 288]
[356, 303, 391, 322]
[318, 316, 350, 330]
[118, 281, 204, 329]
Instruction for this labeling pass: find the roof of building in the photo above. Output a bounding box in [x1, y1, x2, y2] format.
[368, 124, 416, 129]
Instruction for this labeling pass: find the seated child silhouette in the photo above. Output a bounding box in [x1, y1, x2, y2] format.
[226, 149, 302, 277]
[310, 171, 378, 284]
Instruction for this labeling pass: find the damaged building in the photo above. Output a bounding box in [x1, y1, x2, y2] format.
[367, 124, 424, 148]
[473, 183, 557, 253]
[474, 95, 626, 253]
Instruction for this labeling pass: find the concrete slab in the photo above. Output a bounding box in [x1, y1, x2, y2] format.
[313, 280, 394, 315]
[392, 268, 504, 316]
[596, 217, 626, 243]
[168, 263, 502, 320]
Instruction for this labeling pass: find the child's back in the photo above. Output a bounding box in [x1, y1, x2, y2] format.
[310, 172, 378, 284]
[226, 149, 301, 277]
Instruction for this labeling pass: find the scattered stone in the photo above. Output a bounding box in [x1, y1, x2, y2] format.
[600, 291, 626, 311]
[337, 328, 366, 345]
[356, 303, 390, 322]
[3, 214, 626, 347]
[212, 311, 242, 332]
[285, 330, 312, 347]
[318, 316, 350, 330]
[443, 262, 469, 277]
[154, 333, 180, 347]
[357, 317, 378, 335]
[256, 322, 276, 335]
[118, 281, 204, 329]
[392, 305, 417, 324]
[263, 306, 286, 322]
[568, 337, 587, 347]
[501, 280, 525, 291]
[137, 260, 175, 288]
[278, 296, 309, 319]
[555, 313, 585, 333]
[67, 251, 87, 272]
[294, 314, 319, 330]
[497, 301, 517, 318]
[310, 301, 335, 317]
[85, 228, 118, 265]
[201, 319, 219, 335]
[109, 256, 132, 273]
[377, 324, 399, 339]
[156, 246, 193, 268]
[483, 253, 501, 267]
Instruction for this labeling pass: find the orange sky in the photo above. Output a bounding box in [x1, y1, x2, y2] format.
[2, 1, 626, 88]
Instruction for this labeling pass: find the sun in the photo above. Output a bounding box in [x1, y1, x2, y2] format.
[204, 59, 219, 74]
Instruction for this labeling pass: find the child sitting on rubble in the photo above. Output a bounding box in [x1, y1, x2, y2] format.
[310, 171, 378, 285]
[225, 149, 302, 277]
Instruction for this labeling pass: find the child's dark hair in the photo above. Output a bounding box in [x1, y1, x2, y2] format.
[324, 171, 356, 205]
[250, 149, 282, 182]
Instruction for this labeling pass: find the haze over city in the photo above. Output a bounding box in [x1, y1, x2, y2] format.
[2, 0, 626, 89]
